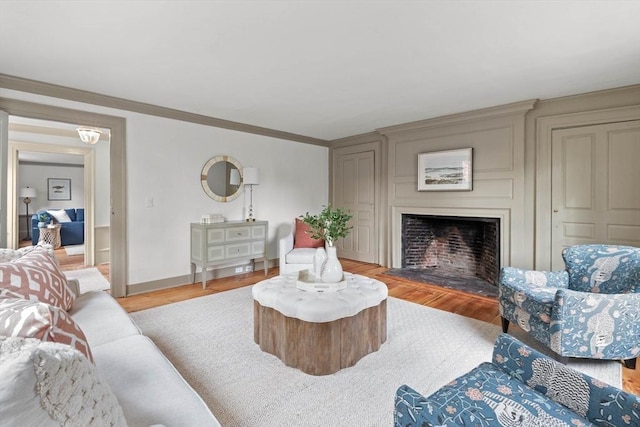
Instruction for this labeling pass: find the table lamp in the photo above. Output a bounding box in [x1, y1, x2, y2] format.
[243, 167, 259, 222]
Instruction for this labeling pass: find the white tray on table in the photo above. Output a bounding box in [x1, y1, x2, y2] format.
[295, 269, 347, 292]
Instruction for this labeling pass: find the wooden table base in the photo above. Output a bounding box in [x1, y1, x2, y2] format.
[253, 300, 387, 376]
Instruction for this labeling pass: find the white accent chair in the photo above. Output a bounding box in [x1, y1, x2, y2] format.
[278, 220, 321, 274]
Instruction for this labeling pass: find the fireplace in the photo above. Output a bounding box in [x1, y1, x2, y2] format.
[401, 214, 500, 285]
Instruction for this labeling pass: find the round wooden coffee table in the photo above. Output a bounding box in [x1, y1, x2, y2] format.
[252, 273, 387, 375]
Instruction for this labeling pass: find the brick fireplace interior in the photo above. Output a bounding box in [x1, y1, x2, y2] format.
[396, 214, 500, 295]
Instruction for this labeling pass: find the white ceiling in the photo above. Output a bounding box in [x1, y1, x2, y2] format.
[1, 1, 639, 141]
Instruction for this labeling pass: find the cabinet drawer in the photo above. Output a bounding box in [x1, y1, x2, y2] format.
[225, 226, 251, 242]
[207, 246, 225, 261]
[207, 228, 225, 244]
[251, 225, 266, 239]
[251, 241, 265, 256]
[225, 242, 251, 259]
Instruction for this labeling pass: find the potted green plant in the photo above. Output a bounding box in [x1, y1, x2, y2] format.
[37, 212, 49, 228]
[300, 205, 353, 282]
[300, 205, 353, 247]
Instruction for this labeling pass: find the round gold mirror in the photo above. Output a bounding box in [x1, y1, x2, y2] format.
[201, 155, 243, 202]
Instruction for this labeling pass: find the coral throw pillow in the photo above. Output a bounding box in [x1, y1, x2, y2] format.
[293, 218, 325, 248]
[0, 297, 93, 362]
[0, 247, 75, 311]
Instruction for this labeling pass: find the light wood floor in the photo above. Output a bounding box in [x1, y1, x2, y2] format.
[52, 250, 638, 396]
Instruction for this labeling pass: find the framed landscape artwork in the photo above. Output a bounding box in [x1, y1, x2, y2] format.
[418, 148, 473, 191]
[48, 178, 71, 200]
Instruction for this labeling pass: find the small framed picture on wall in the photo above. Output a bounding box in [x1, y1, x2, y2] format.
[417, 148, 473, 191]
[48, 178, 71, 201]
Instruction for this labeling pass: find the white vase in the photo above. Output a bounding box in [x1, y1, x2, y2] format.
[313, 247, 327, 281]
[321, 246, 343, 283]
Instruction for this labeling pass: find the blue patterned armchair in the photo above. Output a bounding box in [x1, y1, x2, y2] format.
[395, 333, 640, 427]
[499, 245, 640, 369]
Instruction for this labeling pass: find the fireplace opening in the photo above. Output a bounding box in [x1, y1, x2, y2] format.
[394, 214, 500, 297]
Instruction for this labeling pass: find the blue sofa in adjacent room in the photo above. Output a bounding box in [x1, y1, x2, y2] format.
[31, 209, 85, 246]
[394, 333, 639, 427]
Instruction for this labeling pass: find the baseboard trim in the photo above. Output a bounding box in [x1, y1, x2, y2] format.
[126, 259, 276, 296]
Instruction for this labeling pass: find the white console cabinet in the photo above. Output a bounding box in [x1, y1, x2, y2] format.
[190, 220, 268, 289]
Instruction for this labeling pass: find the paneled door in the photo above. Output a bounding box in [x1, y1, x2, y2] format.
[551, 120, 640, 269]
[334, 150, 376, 263]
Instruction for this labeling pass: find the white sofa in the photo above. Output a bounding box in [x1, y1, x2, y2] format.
[0, 247, 220, 426]
[67, 285, 220, 426]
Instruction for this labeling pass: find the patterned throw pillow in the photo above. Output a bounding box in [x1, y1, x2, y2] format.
[0, 337, 126, 427]
[0, 297, 93, 362]
[0, 246, 74, 311]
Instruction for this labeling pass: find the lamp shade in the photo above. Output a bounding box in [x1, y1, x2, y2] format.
[243, 167, 259, 185]
[19, 187, 37, 198]
[77, 127, 102, 144]
[229, 169, 241, 186]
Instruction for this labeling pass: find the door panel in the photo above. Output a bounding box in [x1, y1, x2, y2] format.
[334, 150, 375, 263]
[551, 120, 640, 269]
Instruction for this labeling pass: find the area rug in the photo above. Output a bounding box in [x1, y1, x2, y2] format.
[130, 286, 621, 427]
[64, 244, 84, 256]
[64, 267, 109, 293]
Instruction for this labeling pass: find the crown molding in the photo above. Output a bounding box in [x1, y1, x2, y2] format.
[0, 74, 329, 147]
[377, 99, 538, 136]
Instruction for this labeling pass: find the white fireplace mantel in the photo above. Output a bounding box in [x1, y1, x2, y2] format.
[391, 206, 511, 269]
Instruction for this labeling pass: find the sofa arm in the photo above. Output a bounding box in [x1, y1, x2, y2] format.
[492, 333, 640, 424]
[550, 289, 640, 360]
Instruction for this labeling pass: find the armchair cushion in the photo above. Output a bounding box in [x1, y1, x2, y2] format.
[285, 248, 317, 264]
[293, 218, 324, 248]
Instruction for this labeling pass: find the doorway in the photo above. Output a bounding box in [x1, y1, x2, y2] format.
[11, 129, 97, 267]
[0, 97, 128, 297]
[332, 141, 382, 264]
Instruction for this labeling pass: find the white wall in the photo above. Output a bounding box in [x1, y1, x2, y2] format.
[19, 163, 85, 213]
[125, 113, 328, 284]
[1, 88, 329, 287]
